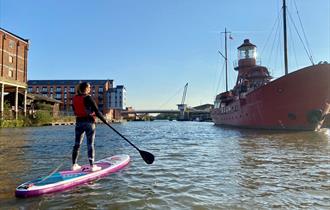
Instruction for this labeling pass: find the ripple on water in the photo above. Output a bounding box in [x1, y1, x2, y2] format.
[1, 122, 330, 209]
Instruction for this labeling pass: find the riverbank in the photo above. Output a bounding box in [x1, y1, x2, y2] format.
[0, 115, 75, 128]
[0, 117, 127, 128]
[0, 119, 29, 128]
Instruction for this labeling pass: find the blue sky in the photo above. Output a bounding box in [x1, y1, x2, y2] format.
[0, 0, 329, 109]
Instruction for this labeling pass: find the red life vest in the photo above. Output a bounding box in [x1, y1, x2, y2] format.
[73, 95, 96, 119]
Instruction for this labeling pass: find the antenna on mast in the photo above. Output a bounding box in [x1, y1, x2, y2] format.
[219, 28, 231, 92]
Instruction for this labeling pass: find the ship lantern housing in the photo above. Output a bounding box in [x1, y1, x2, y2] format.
[237, 39, 257, 68]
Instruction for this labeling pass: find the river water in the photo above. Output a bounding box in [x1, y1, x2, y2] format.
[0, 121, 329, 209]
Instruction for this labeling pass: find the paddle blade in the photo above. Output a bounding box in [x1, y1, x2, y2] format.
[139, 150, 155, 164]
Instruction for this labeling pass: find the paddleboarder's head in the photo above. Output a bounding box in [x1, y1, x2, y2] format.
[78, 82, 91, 95]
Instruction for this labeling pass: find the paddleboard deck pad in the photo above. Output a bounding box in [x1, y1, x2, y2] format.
[15, 154, 130, 198]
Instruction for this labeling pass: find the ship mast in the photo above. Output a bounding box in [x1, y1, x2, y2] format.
[283, 0, 289, 75]
[224, 28, 228, 91]
[218, 28, 230, 92]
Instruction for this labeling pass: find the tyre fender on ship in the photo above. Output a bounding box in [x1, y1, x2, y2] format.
[306, 109, 323, 124]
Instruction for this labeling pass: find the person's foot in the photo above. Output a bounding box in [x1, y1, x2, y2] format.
[91, 165, 102, 172]
[71, 163, 81, 171]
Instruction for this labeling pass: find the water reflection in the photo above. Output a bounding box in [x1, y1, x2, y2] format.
[0, 128, 33, 201]
[231, 128, 330, 208]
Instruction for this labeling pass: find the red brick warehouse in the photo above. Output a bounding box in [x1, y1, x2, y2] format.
[27, 80, 119, 119]
[0, 28, 29, 118]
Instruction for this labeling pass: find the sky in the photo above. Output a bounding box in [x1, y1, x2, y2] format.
[0, 0, 329, 110]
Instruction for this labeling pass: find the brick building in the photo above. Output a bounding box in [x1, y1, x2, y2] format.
[28, 79, 112, 112]
[27, 80, 126, 120]
[0, 28, 29, 118]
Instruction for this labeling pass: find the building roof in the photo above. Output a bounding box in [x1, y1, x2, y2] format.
[109, 85, 126, 92]
[193, 104, 214, 110]
[0, 28, 29, 43]
[28, 79, 113, 86]
[27, 93, 62, 104]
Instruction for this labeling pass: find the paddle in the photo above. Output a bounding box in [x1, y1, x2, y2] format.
[104, 122, 155, 164]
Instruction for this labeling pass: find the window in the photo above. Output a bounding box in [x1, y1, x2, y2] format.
[8, 70, 13, 77]
[55, 94, 61, 99]
[28, 87, 33, 93]
[42, 87, 48, 92]
[9, 40, 15, 49]
[98, 87, 103, 93]
[56, 87, 62, 92]
[70, 87, 75, 93]
[64, 87, 67, 92]
[50, 87, 53, 92]
[9, 56, 13, 63]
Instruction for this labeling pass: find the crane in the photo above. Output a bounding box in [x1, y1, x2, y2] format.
[181, 83, 188, 104]
[177, 83, 188, 120]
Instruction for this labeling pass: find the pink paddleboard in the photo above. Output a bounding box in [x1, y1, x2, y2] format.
[15, 154, 130, 198]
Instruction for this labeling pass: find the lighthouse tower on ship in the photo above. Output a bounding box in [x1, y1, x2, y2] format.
[233, 39, 271, 98]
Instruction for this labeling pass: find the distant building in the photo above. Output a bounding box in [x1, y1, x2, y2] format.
[189, 104, 213, 121]
[26, 93, 62, 117]
[121, 106, 136, 121]
[192, 104, 214, 111]
[27, 79, 127, 120]
[27, 79, 113, 112]
[0, 28, 29, 118]
[108, 85, 126, 109]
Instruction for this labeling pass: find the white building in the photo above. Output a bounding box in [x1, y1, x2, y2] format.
[108, 85, 126, 110]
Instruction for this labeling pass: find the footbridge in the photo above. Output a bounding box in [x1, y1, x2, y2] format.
[121, 108, 211, 121]
[120, 109, 210, 114]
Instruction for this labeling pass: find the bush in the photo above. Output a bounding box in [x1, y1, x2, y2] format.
[32, 110, 53, 125]
[0, 119, 26, 127]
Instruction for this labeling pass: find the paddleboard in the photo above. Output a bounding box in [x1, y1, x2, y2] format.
[15, 154, 130, 198]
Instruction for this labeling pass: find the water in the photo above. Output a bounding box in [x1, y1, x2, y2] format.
[0, 121, 330, 209]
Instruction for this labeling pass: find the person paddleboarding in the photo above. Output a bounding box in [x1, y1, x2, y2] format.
[15, 82, 154, 198]
[72, 82, 108, 172]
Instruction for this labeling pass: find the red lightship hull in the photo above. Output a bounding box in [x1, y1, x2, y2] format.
[211, 64, 330, 131]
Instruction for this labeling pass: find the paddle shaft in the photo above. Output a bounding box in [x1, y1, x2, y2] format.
[104, 122, 140, 151]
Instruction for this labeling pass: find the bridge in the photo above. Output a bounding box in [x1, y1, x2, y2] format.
[120, 107, 212, 121]
[120, 109, 210, 114]
[120, 83, 213, 121]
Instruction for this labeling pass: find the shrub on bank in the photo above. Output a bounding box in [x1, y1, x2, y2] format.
[0, 110, 53, 128]
[0, 117, 32, 127]
[0, 119, 24, 127]
[32, 110, 53, 126]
